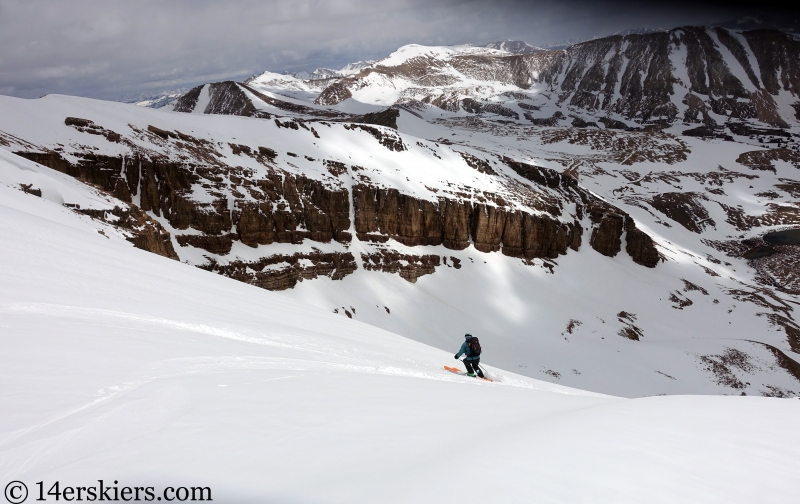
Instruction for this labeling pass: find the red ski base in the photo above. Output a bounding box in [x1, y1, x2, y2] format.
[444, 365, 493, 382]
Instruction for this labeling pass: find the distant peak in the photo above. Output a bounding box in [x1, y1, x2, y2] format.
[483, 40, 544, 54]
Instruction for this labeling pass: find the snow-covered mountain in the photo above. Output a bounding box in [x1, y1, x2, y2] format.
[292, 67, 341, 80]
[239, 60, 379, 102]
[124, 60, 380, 110]
[2, 71, 799, 397]
[613, 27, 666, 36]
[313, 26, 800, 131]
[484, 39, 545, 54]
[338, 59, 377, 75]
[3, 147, 799, 501]
[1, 23, 799, 398]
[121, 88, 189, 109]
[290, 60, 377, 81]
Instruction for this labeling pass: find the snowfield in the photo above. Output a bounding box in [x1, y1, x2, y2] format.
[2, 150, 800, 502]
[1, 91, 799, 398]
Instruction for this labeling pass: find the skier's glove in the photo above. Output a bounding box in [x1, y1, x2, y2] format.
[454, 354, 459, 359]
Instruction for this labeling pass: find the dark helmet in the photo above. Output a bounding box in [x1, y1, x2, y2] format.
[464, 333, 472, 340]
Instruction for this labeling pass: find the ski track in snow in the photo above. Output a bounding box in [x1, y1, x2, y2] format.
[0, 301, 589, 394]
[2, 35, 800, 498]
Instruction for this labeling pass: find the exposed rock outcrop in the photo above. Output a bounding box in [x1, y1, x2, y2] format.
[76, 206, 178, 260]
[352, 184, 583, 259]
[200, 252, 357, 291]
[736, 148, 800, 173]
[16, 134, 660, 296]
[16, 151, 352, 254]
[361, 251, 441, 283]
[173, 82, 272, 118]
[589, 202, 659, 267]
[650, 192, 715, 233]
[351, 108, 401, 129]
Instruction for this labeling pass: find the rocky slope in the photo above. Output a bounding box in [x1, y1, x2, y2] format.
[309, 27, 800, 132]
[1, 24, 800, 396]
[169, 26, 800, 137]
[2, 104, 658, 289]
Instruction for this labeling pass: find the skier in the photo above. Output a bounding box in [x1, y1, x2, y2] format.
[454, 333, 484, 378]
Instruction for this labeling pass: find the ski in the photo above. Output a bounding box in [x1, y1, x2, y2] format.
[444, 365, 493, 382]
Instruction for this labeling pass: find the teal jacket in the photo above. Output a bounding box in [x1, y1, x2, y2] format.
[455, 340, 480, 361]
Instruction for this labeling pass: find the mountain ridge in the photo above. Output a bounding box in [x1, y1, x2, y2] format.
[310, 26, 800, 131]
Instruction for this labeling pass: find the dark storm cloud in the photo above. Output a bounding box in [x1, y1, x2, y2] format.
[0, 0, 792, 100]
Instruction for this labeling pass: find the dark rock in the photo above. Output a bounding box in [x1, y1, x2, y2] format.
[726, 122, 790, 138]
[461, 98, 520, 119]
[77, 205, 179, 260]
[599, 117, 628, 130]
[587, 202, 657, 266]
[459, 152, 496, 175]
[353, 185, 443, 246]
[525, 111, 563, 126]
[625, 219, 660, 267]
[173, 85, 204, 113]
[202, 252, 356, 291]
[65, 117, 94, 128]
[19, 183, 42, 197]
[589, 206, 625, 257]
[650, 192, 715, 233]
[174, 82, 272, 118]
[571, 117, 598, 128]
[344, 123, 406, 151]
[472, 204, 507, 253]
[502, 156, 578, 192]
[742, 245, 778, 259]
[352, 108, 401, 129]
[361, 251, 441, 283]
[736, 148, 800, 173]
[176, 234, 235, 255]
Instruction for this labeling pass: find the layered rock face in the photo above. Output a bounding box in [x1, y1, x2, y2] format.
[17, 151, 178, 259]
[0, 71, 674, 299]
[353, 183, 582, 258]
[361, 251, 441, 283]
[351, 155, 658, 267]
[19, 150, 352, 254]
[201, 252, 357, 291]
[587, 203, 660, 268]
[18, 132, 659, 291]
[24, 148, 657, 263]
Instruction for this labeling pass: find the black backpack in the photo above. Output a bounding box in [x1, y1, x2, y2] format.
[467, 337, 482, 356]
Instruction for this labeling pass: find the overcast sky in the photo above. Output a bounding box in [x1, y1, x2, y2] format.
[0, 0, 793, 101]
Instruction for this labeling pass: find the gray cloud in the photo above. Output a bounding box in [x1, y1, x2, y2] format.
[0, 0, 784, 100]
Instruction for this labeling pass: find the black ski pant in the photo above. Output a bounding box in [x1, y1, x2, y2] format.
[464, 358, 484, 378]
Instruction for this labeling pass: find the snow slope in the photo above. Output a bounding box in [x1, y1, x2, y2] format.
[2, 150, 800, 502]
[1, 92, 799, 398]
